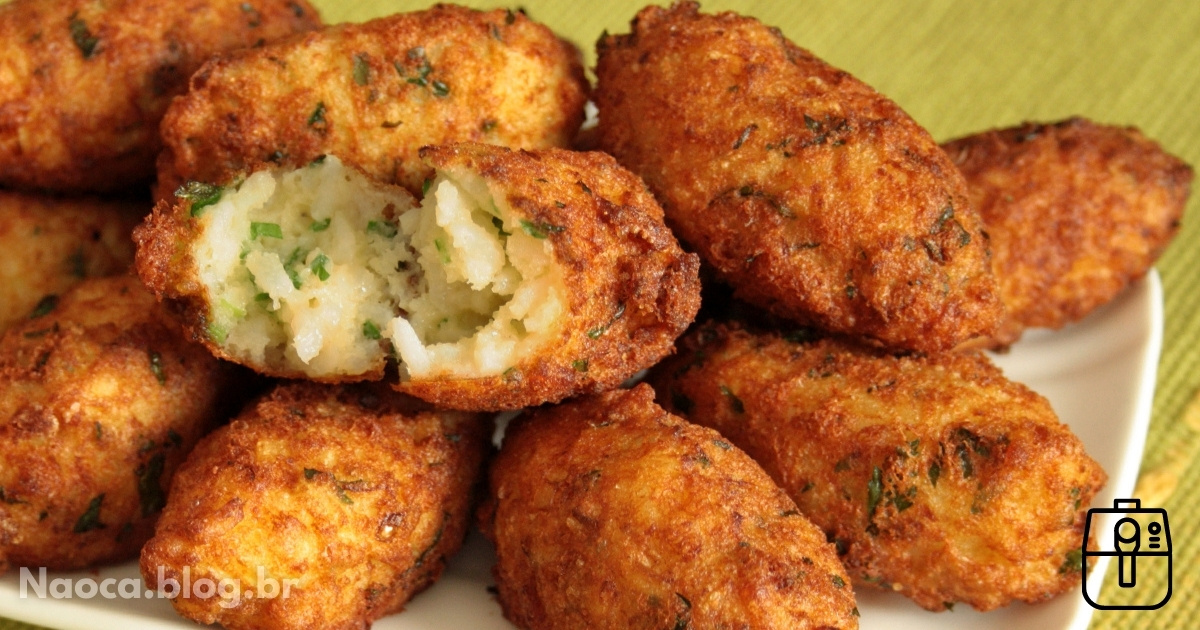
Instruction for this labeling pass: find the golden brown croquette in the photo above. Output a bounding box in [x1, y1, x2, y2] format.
[595, 2, 1002, 352]
[648, 321, 1107, 612]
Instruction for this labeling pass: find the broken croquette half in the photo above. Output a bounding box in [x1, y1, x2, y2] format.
[133, 144, 701, 411]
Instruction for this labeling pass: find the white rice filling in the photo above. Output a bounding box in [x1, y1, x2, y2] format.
[191, 155, 565, 379]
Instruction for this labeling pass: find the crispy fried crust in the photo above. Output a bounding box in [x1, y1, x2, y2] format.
[132, 193, 213, 356]
[648, 322, 1107, 612]
[0, 276, 241, 573]
[0, 0, 320, 193]
[0, 190, 143, 333]
[139, 381, 489, 630]
[154, 4, 588, 201]
[595, 2, 1002, 353]
[943, 118, 1192, 347]
[398, 144, 701, 410]
[481, 384, 859, 630]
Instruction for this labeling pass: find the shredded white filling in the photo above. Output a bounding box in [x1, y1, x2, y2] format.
[192, 156, 565, 380]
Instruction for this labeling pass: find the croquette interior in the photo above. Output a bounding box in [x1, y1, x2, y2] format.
[192, 156, 565, 380]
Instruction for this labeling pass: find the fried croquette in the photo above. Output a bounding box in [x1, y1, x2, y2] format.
[481, 384, 859, 630]
[648, 322, 1107, 612]
[942, 117, 1192, 347]
[0, 276, 241, 573]
[595, 2, 1002, 353]
[135, 144, 700, 410]
[0, 0, 320, 193]
[153, 3, 588, 201]
[139, 381, 489, 630]
[0, 189, 142, 333]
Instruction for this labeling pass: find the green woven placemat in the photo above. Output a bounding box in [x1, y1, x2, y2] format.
[4, 1, 1198, 629]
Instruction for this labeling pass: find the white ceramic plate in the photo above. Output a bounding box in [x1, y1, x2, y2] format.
[0, 271, 1163, 630]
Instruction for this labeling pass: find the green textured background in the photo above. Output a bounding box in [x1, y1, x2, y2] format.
[4, 1, 1198, 628]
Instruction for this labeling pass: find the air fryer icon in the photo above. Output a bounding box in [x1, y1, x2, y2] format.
[1082, 498, 1172, 610]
